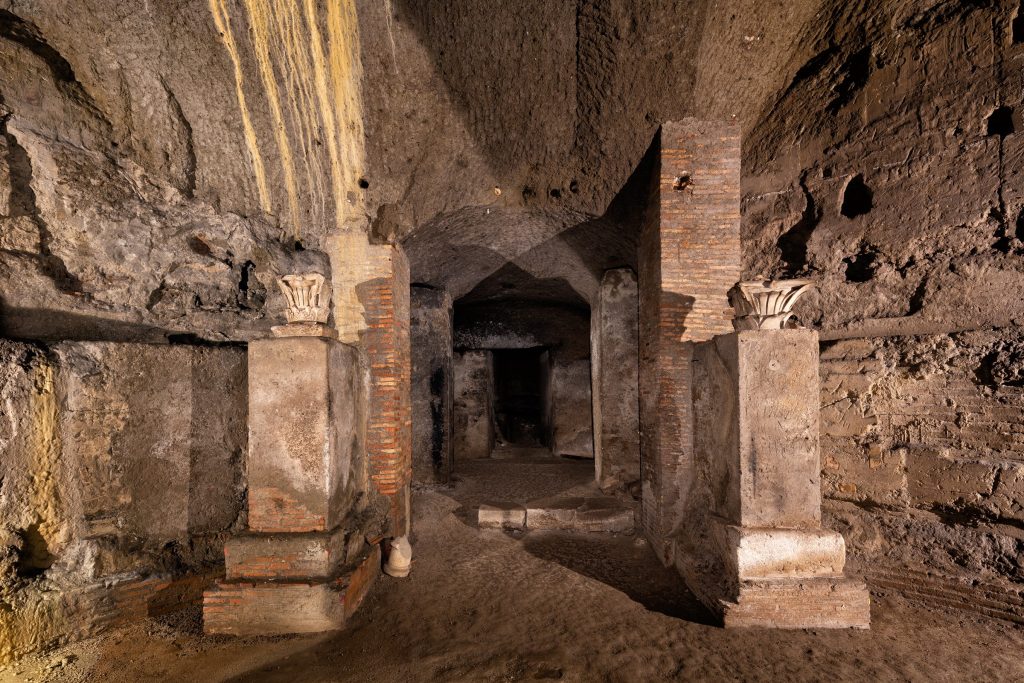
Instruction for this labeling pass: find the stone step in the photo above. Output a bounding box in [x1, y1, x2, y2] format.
[478, 496, 635, 533]
[203, 544, 380, 636]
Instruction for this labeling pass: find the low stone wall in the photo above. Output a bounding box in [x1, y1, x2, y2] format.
[0, 339, 247, 662]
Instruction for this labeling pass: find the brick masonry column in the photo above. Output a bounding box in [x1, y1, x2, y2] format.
[638, 120, 741, 562]
[328, 231, 413, 538]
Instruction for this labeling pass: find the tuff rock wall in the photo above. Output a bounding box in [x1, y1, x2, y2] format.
[0, 340, 246, 661]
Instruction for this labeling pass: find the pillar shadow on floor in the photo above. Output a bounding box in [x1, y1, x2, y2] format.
[522, 530, 716, 625]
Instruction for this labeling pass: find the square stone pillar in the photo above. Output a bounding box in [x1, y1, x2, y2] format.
[203, 336, 380, 636]
[591, 268, 640, 491]
[638, 120, 741, 561]
[411, 286, 454, 484]
[686, 329, 870, 628]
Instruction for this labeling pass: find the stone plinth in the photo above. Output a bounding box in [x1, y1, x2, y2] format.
[204, 544, 381, 636]
[246, 337, 360, 533]
[203, 335, 379, 635]
[683, 329, 870, 628]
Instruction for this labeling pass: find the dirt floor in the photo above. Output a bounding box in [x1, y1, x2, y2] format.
[4, 456, 1024, 682]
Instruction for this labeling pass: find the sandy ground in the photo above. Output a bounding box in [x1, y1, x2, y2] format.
[4, 457, 1024, 682]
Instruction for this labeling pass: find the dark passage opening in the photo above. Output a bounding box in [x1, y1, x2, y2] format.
[493, 348, 547, 446]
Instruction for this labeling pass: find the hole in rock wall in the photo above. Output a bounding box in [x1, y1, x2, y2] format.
[16, 523, 54, 578]
[1016, 209, 1024, 242]
[1013, 3, 1024, 44]
[843, 248, 878, 283]
[493, 348, 547, 447]
[987, 106, 1016, 137]
[840, 174, 873, 218]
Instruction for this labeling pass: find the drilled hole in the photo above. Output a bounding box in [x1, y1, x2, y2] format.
[673, 173, 691, 191]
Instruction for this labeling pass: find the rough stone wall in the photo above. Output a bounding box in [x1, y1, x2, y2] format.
[547, 359, 594, 459]
[591, 268, 640, 490]
[821, 332, 1024, 579]
[0, 340, 246, 661]
[0, 2, 368, 344]
[744, 2, 1024, 338]
[639, 120, 741, 561]
[734, 0, 1024, 617]
[453, 350, 495, 461]
[411, 287, 453, 484]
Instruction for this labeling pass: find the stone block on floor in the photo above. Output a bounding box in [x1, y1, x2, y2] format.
[478, 501, 527, 529]
[525, 496, 634, 533]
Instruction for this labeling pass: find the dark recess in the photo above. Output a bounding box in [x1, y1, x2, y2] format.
[843, 249, 877, 283]
[1013, 3, 1024, 44]
[16, 523, 54, 578]
[987, 106, 1015, 137]
[840, 174, 873, 218]
[777, 175, 820, 275]
[492, 348, 547, 447]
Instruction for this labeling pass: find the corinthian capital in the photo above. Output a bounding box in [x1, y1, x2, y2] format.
[728, 279, 813, 331]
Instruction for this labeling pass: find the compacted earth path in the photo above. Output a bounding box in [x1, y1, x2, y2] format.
[4, 459, 1024, 682]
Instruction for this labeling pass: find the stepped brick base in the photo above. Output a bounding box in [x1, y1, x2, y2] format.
[720, 577, 871, 629]
[203, 544, 380, 636]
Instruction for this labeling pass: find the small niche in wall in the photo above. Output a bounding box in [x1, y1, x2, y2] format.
[840, 173, 873, 218]
[1013, 3, 1024, 45]
[986, 106, 1016, 137]
[843, 247, 878, 283]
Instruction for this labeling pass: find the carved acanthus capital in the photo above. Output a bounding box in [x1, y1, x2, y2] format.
[273, 272, 335, 338]
[728, 279, 813, 331]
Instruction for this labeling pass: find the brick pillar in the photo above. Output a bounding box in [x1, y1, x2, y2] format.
[329, 231, 412, 538]
[638, 120, 741, 562]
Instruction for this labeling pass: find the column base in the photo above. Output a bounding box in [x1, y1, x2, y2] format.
[720, 576, 871, 629]
[203, 544, 380, 636]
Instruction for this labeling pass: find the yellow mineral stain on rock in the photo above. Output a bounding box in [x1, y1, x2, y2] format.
[208, 0, 273, 215]
[326, 0, 366, 207]
[239, 0, 304, 238]
[208, 0, 366, 239]
[28, 363, 65, 556]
